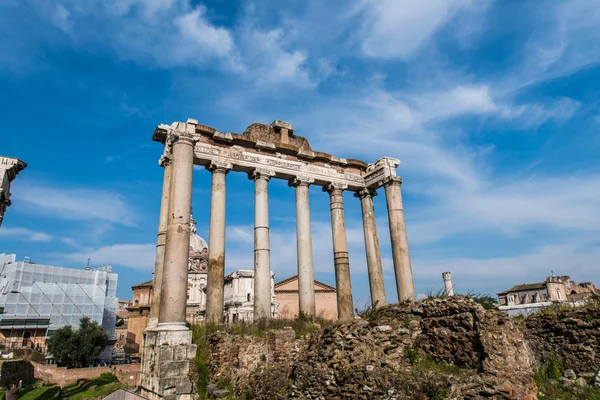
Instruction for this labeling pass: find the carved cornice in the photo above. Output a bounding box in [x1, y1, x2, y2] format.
[249, 167, 276, 182]
[288, 176, 314, 188]
[158, 133, 176, 167]
[364, 156, 401, 189]
[0, 157, 27, 181]
[354, 188, 377, 200]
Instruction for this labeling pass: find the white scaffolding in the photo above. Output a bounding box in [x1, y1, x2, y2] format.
[0, 254, 118, 344]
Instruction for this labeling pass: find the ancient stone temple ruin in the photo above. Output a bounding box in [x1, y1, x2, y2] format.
[141, 119, 415, 399]
[0, 156, 27, 228]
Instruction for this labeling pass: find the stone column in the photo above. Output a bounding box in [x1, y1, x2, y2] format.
[442, 272, 454, 296]
[158, 130, 195, 327]
[142, 120, 197, 400]
[324, 183, 354, 321]
[355, 188, 386, 308]
[205, 161, 231, 325]
[289, 176, 316, 317]
[250, 168, 275, 320]
[147, 156, 173, 329]
[383, 176, 415, 302]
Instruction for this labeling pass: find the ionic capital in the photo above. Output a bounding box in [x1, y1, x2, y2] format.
[207, 161, 233, 174]
[288, 176, 314, 188]
[323, 182, 348, 194]
[382, 176, 402, 188]
[249, 168, 276, 182]
[354, 188, 377, 199]
[171, 120, 200, 146]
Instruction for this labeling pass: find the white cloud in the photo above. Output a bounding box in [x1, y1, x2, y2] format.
[0, 227, 53, 242]
[51, 4, 72, 33]
[174, 7, 236, 60]
[359, 0, 477, 59]
[60, 244, 156, 271]
[236, 17, 314, 88]
[12, 182, 137, 226]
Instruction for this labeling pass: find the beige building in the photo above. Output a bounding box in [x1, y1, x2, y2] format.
[498, 275, 599, 316]
[275, 276, 338, 320]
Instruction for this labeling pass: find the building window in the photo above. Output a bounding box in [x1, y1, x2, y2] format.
[556, 289, 562, 300]
[247, 293, 251, 302]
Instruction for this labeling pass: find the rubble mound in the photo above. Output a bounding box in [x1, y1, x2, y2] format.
[245, 296, 537, 400]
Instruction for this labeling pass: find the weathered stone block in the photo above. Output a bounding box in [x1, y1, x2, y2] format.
[160, 361, 189, 378]
[159, 346, 174, 361]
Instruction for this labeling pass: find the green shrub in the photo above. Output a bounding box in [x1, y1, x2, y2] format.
[98, 372, 119, 383]
[421, 381, 446, 400]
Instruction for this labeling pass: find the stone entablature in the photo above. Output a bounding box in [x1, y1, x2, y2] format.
[153, 121, 382, 191]
[0, 156, 27, 228]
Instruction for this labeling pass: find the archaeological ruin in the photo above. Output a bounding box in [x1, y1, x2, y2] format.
[141, 118, 415, 399]
[0, 156, 27, 228]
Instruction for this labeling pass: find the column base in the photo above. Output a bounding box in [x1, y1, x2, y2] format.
[145, 317, 159, 332]
[140, 324, 197, 400]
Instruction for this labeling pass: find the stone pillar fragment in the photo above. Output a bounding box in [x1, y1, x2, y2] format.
[250, 168, 275, 320]
[205, 161, 231, 325]
[147, 154, 173, 329]
[0, 157, 27, 228]
[289, 176, 316, 317]
[355, 188, 386, 308]
[325, 183, 354, 321]
[158, 128, 196, 327]
[383, 176, 415, 302]
[442, 272, 454, 296]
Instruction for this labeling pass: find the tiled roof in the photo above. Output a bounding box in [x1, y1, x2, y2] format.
[274, 275, 337, 292]
[131, 280, 153, 288]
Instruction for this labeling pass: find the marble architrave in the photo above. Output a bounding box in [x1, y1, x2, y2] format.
[153, 123, 366, 191]
[192, 143, 365, 190]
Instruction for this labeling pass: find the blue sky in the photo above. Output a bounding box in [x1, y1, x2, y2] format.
[1, 0, 599, 304]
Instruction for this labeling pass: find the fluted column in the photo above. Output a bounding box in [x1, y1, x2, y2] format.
[147, 155, 173, 329]
[289, 176, 316, 317]
[158, 128, 196, 327]
[324, 183, 354, 321]
[355, 188, 386, 308]
[205, 161, 231, 324]
[383, 176, 415, 302]
[250, 168, 275, 320]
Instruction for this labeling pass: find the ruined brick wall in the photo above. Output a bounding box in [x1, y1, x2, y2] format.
[523, 304, 600, 373]
[208, 327, 305, 389]
[241, 297, 538, 400]
[0, 360, 34, 385]
[33, 363, 140, 387]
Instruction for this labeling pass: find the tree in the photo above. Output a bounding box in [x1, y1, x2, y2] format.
[47, 317, 108, 368]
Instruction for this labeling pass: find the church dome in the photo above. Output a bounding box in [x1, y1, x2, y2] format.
[189, 217, 208, 253]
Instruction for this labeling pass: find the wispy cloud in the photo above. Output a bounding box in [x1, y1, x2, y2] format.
[12, 181, 137, 226]
[58, 243, 156, 271]
[358, 0, 482, 59]
[0, 227, 53, 242]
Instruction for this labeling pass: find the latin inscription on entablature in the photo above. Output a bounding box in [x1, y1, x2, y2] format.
[194, 143, 365, 189]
